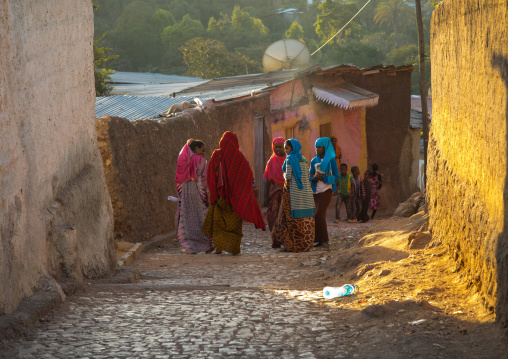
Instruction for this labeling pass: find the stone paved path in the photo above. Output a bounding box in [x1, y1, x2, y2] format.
[0, 223, 365, 359]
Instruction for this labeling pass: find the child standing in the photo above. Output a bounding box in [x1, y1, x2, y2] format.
[358, 170, 372, 223]
[369, 163, 383, 220]
[350, 166, 363, 222]
[335, 163, 354, 223]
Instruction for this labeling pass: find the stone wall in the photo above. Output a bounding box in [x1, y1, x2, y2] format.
[0, 1, 115, 316]
[428, 0, 508, 329]
[96, 95, 271, 243]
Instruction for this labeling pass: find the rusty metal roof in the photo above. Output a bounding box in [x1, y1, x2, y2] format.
[176, 69, 301, 95]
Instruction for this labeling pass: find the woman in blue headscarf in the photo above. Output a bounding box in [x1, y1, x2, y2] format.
[310, 137, 340, 248]
[271, 139, 315, 252]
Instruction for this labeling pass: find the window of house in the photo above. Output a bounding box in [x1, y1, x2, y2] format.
[285, 125, 297, 140]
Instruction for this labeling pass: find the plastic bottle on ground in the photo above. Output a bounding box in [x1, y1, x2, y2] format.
[322, 284, 357, 299]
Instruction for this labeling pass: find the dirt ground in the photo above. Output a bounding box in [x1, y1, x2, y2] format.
[292, 211, 508, 358]
[127, 207, 508, 358]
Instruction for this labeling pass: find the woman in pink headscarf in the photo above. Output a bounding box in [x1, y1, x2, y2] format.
[263, 137, 286, 248]
[175, 139, 213, 254]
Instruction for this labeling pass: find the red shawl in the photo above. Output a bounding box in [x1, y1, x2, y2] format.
[263, 137, 286, 186]
[207, 131, 266, 230]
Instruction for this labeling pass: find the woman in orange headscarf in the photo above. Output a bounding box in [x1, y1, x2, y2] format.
[263, 137, 286, 248]
[202, 131, 265, 255]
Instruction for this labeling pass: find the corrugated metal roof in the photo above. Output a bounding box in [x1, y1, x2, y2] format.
[410, 109, 423, 129]
[95, 96, 200, 120]
[177, 69, 300, 94]
[411, 95, 432, 118]
[107, 71, 205, 96]
[312, 82, 379, 109]
[109, 71, 201, 85]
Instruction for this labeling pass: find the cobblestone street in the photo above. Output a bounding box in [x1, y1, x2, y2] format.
[0, 224, 363, 359]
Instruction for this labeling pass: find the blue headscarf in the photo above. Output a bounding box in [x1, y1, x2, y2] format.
[282, 139, 303, 189]
[315, 137, 336, 174]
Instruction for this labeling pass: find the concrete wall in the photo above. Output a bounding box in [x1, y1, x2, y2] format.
[96, 95, 271, 243]
[0, 1, 115, 315]
[428, 0, 508, 329]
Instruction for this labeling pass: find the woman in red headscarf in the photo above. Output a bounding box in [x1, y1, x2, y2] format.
[202, 131, 265, 255]
[263, 137, 286, 248]
[175, 139, 213, 254]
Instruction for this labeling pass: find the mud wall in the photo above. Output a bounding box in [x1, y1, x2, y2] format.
[344, 70, 415, 215]
[96, 95, 271, 242]
[428, 0, 508, 328]
[0, 1, 115, 316]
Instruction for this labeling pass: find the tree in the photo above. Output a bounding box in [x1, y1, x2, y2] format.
[386, 44, 417, 65]
[180, 37, 262, 79]
[207, 6, 269, 51]
[152, 9, 175, 35]
[286, 21, 305, 43]
[162, 14, 205, 52]
[314, 0, 361, 44]
[93, 2, 118, 96]
[374, 0, 415, 33]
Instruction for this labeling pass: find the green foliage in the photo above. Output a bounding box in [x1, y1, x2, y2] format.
[386, 44, 418, 65]
[162, 14, 205, 51]
[94, 33, 118, 96]
[181, 37, 262, 78]
[93, 0, 438, 93]
[152, 9, 176, 34]
[374, 0, 415, 33]
[207, 6, 269, 50]
[314, 0, 361, 44]
[286, 21, 305, 43]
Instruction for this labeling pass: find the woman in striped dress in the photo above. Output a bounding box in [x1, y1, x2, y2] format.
[271, 139, 315, 252]
[175, 139, 213, 254]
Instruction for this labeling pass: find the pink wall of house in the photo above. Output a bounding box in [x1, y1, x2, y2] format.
[270, 79, 306, 111]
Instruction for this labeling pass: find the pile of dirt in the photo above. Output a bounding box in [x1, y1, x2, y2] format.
[280, 210, 507, 358]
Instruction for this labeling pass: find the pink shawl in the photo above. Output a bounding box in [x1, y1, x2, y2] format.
[175, 139, 203, 183]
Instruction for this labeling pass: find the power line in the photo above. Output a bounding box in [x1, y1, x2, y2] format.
[311, 0, 373, 56]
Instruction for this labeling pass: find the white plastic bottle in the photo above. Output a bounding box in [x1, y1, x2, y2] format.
[323, 284, 357, 299]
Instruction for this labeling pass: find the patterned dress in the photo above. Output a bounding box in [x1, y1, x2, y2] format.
[202, 197, 243, 255]
[369, 173, 382, 210]
[271, 157, 315, 252]
[176, 158, 212, 254]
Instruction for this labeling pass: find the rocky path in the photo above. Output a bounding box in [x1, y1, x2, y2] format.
[1, 218, 507, 359]
[0, 224, 361, 359]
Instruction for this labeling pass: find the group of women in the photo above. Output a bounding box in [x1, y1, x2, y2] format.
[174, 131, 362, 255]
[175, 131, 265, 255]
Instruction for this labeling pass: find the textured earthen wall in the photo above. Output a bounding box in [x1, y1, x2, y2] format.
[428, 0, 508, 328]
[344, 70, 415, 214]
[0, 1, 115, 315]
[96, 95, 271, 242]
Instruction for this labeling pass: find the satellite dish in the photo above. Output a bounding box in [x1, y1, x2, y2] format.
[262, 39, 311, 72]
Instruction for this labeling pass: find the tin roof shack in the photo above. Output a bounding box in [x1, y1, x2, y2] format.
[96, 94, 271, 243]
[268, 64, 415, 215]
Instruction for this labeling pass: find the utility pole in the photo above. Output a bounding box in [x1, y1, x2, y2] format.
[415, 0, 429, 190]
